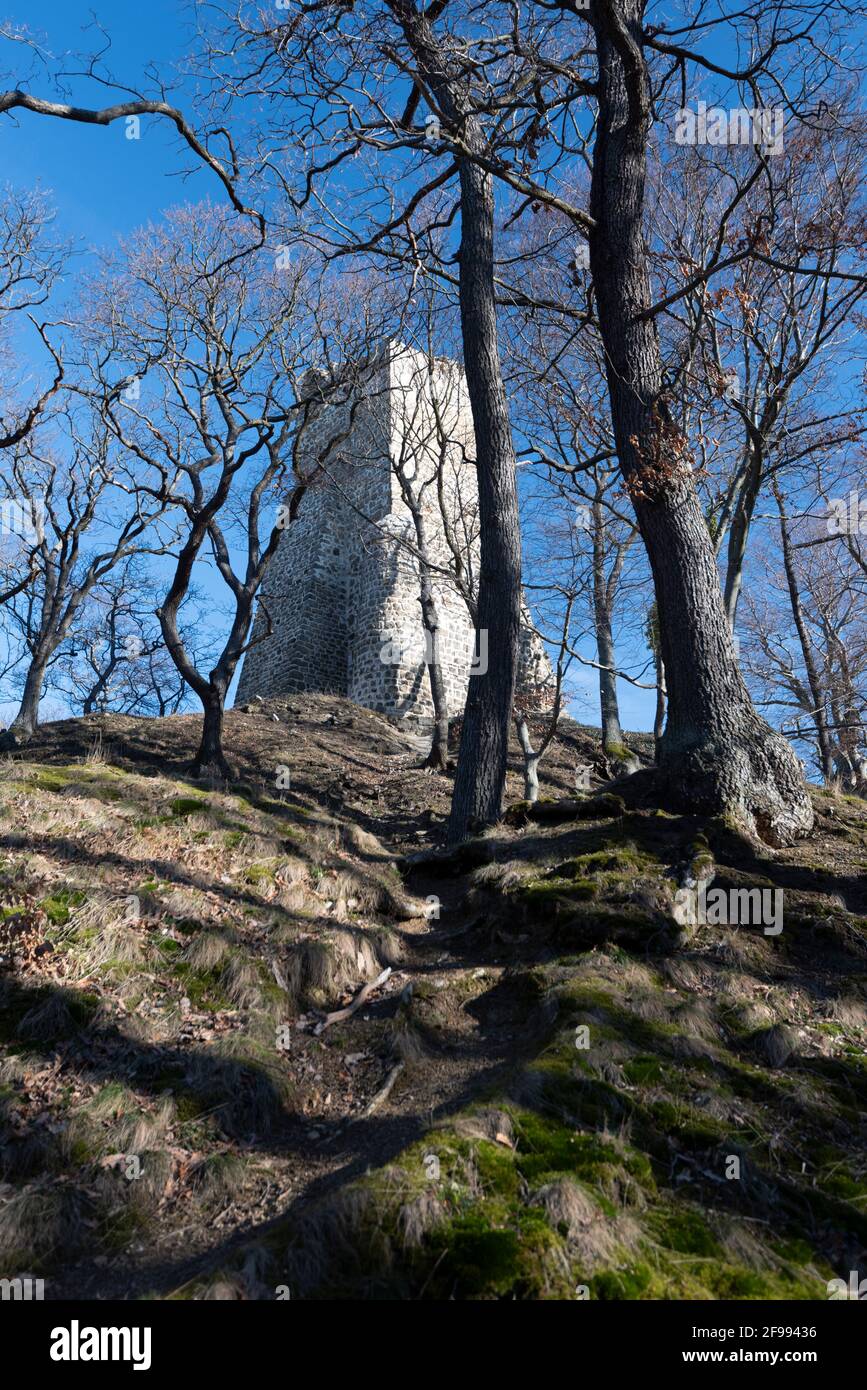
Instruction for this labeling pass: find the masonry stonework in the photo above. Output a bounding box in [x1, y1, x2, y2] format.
[235, 345, 552, 725]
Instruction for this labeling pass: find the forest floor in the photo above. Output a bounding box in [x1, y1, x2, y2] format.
[1, 694, 866, 1300]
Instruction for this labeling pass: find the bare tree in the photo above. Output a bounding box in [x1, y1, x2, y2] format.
[0, 21, 258, 227]
[91, 204, 357, 778]
[0, 401, 169, 744]
[51, 556, 212, 719]
[513, 596, 576, 803]
[742, 498, 867, 787]
[508, 297, 644, 768]
[645, 602, 667, 759]
[6, 2, 865, 844]
[182, 3, 525, 837]
[658, 120, 867, 632]
[0, 184, 65, 451]
[204, 0, 856, 840]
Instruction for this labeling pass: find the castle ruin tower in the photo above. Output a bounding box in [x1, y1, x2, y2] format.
[235, 343, 551, 724]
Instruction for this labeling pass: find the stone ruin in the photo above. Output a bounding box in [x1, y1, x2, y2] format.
[235, 344, 553, 726]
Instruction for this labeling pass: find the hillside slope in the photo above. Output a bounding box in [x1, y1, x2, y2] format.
[1, 696, 865, 1300]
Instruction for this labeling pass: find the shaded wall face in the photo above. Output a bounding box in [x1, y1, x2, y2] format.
[235, 372, 390, 705]
[234, 485, 350, 703]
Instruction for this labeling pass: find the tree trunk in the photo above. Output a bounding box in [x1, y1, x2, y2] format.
[82, 655, 119, 717]
[774, 483, 835, 783]
[588, 5, 812, 844]
[389, 3, 522, 842]
[413, 516, 451, 772]
[192, 687, 231, 781]
[723, 442, 764, 632]
[3, 656, 48, 745]
[445, 153, 521, 839]
[592, 496, 627, 759]
[515, 714, 540, 802]
[654, 652, 667, 763]
[420, 606, 450, 773]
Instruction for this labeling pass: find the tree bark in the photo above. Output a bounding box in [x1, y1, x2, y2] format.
[407, 494, 452, 773]
[654, 653, 667, 762]
[722, 444, 762, 632]
[446, 153, 521, 838]
[515, 714, 541, 802]
[192, 687, 232, 781]
[419, 590, 450, 773]
[386, 2, 522, 842]
[3, 656, 48, 744]
[774, 483, 835, 783]
[591, 494, 628, 760]
[588, 2, 812, 844]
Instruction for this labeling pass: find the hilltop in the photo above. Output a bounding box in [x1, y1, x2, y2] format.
[1, 695, 865, 1300]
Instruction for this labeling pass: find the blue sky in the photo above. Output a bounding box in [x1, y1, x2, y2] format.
[16, 4, 847, 737]
[1, 1, 660, 732]
[0, 4, 252, 724]
[0, 2, 214, 243]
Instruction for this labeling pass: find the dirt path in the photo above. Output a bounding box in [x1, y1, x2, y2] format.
[11, 697, 863, 1303]
[51, 853, 533, 1300]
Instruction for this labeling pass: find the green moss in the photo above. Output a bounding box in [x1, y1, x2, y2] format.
[171, 961, 231, 1011]
[591, 1263, 654, 1300]
[651, 1207, 721, 1257]
[473, 1139, 521, 1200]
[816, 1167, 866, 1201]
[100, 1203, 150, 1252]
[623, 1055, 664, 1086]
[705, 1267, 768, 1298]
[514, 1110, 654, 1194]
[421, 1201, 566, 1300]
[602, 741, 630, 760]
[519, 877, 598, 905]
[28, 767, 78, 791]
[170, 797, 208, 817]
[66, 1135, 97, 1165]
[244, 862, 277, 885]
[429, 1213, 521, 1296]
[174, 1092, 209, 1124]
[774, 1237, 816, 1264]
[40, 890, 86, 925]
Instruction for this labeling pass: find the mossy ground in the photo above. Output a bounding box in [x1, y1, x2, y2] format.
[194, 784, 867, 1300]
[2, 698, 866, 1300]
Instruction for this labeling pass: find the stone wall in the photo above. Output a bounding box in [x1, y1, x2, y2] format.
[235, 343, 553, 724]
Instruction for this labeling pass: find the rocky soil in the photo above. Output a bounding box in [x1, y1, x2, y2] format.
[1, 695, 865, 1300]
